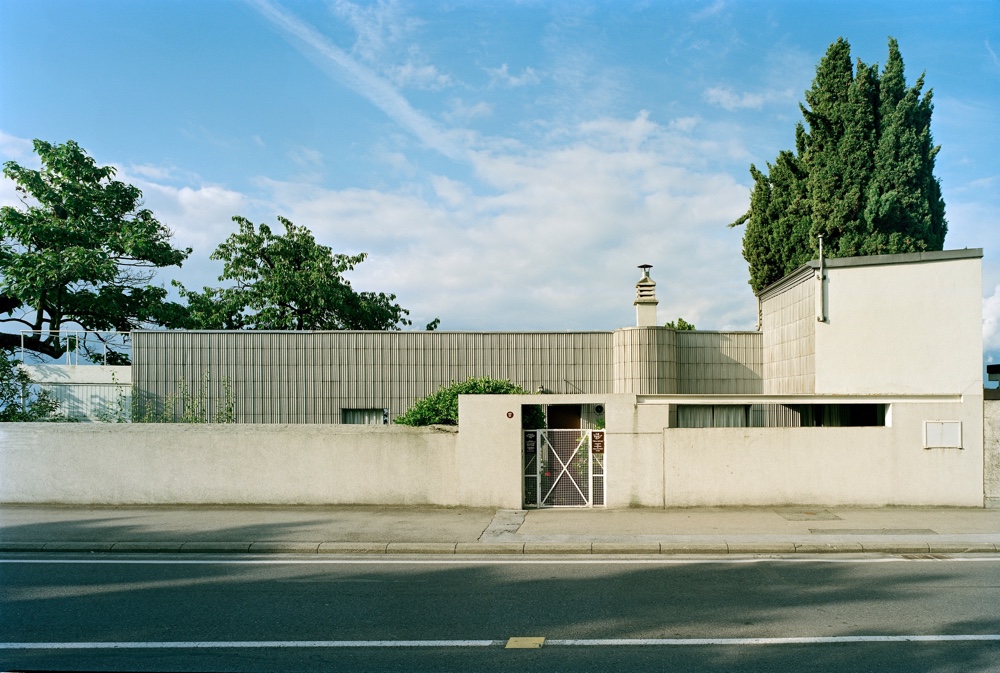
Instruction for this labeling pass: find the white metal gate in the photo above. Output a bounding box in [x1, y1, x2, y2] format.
[523, 429, 605, 507]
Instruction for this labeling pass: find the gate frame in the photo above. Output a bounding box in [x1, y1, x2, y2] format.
[524, 429, 606, 508]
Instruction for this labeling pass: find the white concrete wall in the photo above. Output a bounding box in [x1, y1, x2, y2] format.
[984, 400, 1000, 508]
[21, 365, 131, 422]
[0, 424, 460, 505]
[3, 392, 985, 508]
[815, 256, 982, 395]
[660, 397, 983, 507]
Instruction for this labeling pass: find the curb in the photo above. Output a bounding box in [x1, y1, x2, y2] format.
[1, 540, 997, 555]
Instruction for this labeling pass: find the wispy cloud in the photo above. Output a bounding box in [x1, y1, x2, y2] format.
[248, 0, 467, 160]
[488, 63, 541, 87]
[0, 131, 35, 162]
[444, 99, 493, 123]
[987, 40, 1000, 70]
[288, 146, 324, 169]
[703, 86, 793, 111]
[390, 61, 453, 90]
[691, 0, 725, 22]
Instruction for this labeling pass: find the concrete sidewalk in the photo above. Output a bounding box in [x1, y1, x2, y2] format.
[1, 504, 998, 555]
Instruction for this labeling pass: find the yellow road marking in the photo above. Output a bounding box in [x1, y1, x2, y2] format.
[506, 637, 545, 649]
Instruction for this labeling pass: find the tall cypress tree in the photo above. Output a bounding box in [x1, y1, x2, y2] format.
[731, 37, 947, 294]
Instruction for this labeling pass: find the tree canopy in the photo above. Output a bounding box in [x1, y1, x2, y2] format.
[731, 38, 946, 294]
[177, 215, 431, 331]
[0, 140, 190, 362]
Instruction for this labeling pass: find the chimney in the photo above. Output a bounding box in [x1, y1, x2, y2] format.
[634, 264, 658, 327]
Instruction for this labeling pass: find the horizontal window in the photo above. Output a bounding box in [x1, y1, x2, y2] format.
[341, 408, 388, 425]
[675, 404, 888, 428]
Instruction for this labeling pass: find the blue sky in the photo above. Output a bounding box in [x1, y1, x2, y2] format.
[1, 1, 999, 354]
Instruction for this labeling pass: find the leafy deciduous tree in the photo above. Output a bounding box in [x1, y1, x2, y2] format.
[0, 140, 191, 362]
[177, 215, 433, 331]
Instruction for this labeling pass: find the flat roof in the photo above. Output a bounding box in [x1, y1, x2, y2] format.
[758, 248, 983, 297]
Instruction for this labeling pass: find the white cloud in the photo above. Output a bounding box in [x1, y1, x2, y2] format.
[0, 131, 35, 164]
[332, 0, 412, 62]
[444, 99, 493, 124]
[704, 86, 794, 111]
[488, 63, 541, 87]
[288, 146, 324, 169]
[390, 61, 452, 90]
[237, 113, 754, 331]
[691, 0, 726, 22]
[984, 284, 1000, 352]
[986, 40, 1000, 70]
[250, 0, 467, 160]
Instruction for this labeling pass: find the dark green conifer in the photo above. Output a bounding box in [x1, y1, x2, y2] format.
[731, 37, 946, 294]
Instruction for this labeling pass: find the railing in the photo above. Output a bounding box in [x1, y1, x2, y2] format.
[18, 330, 131, 366]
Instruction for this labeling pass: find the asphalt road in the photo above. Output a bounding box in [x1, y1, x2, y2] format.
[2, 554, 1000, 672]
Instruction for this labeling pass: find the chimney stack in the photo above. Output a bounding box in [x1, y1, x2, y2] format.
[634, 264, 658, 327]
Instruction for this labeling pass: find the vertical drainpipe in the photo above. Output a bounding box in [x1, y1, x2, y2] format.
[816, 236, 826, 323]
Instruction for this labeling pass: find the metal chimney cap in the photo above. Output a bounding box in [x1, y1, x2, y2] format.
[637, 264, 652, 270]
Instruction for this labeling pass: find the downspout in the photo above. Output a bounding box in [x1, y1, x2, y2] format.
[816, 235, 826, 323]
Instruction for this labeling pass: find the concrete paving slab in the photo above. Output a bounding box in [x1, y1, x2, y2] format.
[591, 542, 661, 554]
[860, 541, 931, 553]
[727, 542, 797, 554]
[318, 542, 388, 554]
[523, 543, 593, 554]
[386, 542, 457, 554]
[0, 505, 495, 543]
[43, 541, 114, 552]
[249, 542, 321, 554]
[179, 542, 252, 553]
[2, 504, 998, 557]
[455, 542, 524, 554]
[794, 542, 865, 553]
[111, 541, 185, 553]
[927, 542, 998, 553]
[0, 541, 45, 552]
[659, 542, 729, 554]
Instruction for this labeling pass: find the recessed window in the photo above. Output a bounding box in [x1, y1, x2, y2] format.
[342, 408, 388, 425]
[675, 404, 889, 428]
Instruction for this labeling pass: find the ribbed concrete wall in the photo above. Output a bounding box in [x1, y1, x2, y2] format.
[676, 331, 762, 394]
[612, 327, 677, 394]
[761, 269, 816, 394]
[132, 331, 614, 424]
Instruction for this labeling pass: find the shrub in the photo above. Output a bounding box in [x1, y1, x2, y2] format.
[394, 377, 545, 428]
[0, 349, 63, 422]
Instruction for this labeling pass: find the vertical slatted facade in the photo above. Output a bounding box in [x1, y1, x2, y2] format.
[132, 331, 615, 424]
[676, 331, 763, 394]
[760, 268, 816, 394]
[612, 327, 677, 394]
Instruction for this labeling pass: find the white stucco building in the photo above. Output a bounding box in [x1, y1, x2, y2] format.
[13, 247, 994, 508]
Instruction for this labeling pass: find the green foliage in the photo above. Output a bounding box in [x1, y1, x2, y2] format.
[0, 140, 191, 361]
[732, 38, 946, 293]
[394, 376, 545, 428]
[177, 215, 431, 331]
[132, 371, 236, 423]
[0, 349, 62, 421]
[664, 317, 696, 330]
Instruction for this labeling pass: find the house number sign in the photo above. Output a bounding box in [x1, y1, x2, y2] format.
[592, 431, 605, 454]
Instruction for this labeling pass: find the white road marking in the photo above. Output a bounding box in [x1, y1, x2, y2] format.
[3, 635, 1000, 650]
[549, 635, 1000, 646]
[0, 640, 499, 649]
[0, 556, 998, 566]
